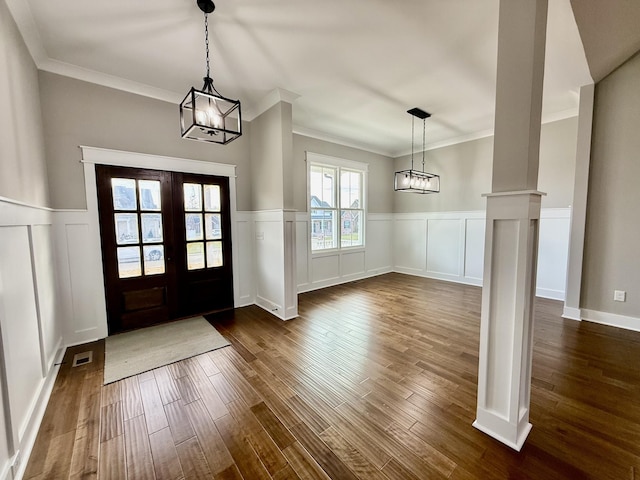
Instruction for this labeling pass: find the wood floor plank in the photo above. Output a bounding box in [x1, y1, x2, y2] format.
[124, 414, 156, 480]
[175, 374, 200, 406]
[213, 464, 244, 480]
[99, 434, 127, 480]
[185, 399, 234, 475]
[149, 427, 184, 480]
[282, 442, 331, 480]
[154, 365, 182, 405]
[318, 426, 389, 480]
[289, 421, 359, 480]
[226, 398, 288, 475]
[208, 372, 239, 404]
[184, 356, 229, 420]
[165, 400, 196, 445]
[121, 375, 144, 420]
[250, 401, 296, 450]
[68, 371, 102, 480]
[139, 376, 170, 434]
[175, 436, 213, 479]
[100, 401, 123, 443]
[215, 414, 272, 480]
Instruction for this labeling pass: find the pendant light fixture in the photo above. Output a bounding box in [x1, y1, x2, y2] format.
[180, 0, 242, 144]
[394, 108, 440, 193]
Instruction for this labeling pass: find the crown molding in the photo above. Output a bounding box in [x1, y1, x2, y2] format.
[5, 0, 47, 64]
[292, 125, 393, 158]
[247, 88, 301, 121]
[39, 58, 181, 103]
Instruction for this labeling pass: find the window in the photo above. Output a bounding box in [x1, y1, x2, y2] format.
[308, 153, 367, 251]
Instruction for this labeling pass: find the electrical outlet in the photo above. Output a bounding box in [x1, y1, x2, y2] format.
[614, 290, 626, 302]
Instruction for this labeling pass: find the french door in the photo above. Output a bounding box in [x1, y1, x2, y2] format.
[96, 165, 234, 334]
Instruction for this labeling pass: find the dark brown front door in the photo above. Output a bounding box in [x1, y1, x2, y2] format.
[96, 165, 233, 334]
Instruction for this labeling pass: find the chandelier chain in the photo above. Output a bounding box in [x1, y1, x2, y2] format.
[204, 13, 210, 79]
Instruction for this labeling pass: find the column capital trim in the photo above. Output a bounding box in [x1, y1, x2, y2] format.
[482, 190, 546, 198]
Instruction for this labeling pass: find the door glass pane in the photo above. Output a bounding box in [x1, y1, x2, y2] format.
[112, 178, 137, 210]
[187, 242, 205, 270]
[143, 245, 165, 275]
[115, 213, 139, 245]
[117, 246, 141, 278]
[139, 180, 161, 211]
[204, 185, 221, 212]
[205, 214, 222, 240]
[141, 213, 163, 243]
[184, 183, 202, 211]
[206, 241, 223, 267]
[185, 214, 203, 241]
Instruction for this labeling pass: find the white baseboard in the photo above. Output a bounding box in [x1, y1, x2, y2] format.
[536, 287, 565, 301]
[297, 268, 392, 294]
[12, 346, 65, 480]
[581, 309, 640, 333]
[562, 306, 582, 321]
[392, 268, 483, 288]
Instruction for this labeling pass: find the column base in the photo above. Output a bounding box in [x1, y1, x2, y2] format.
[473, 409, 532, 452]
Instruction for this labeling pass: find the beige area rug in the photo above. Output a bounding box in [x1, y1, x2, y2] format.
[104, 316, 230, 384]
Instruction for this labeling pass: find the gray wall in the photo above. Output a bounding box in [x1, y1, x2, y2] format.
[250, 102, 288, 211]
[582, 51, 640, 317]
[292, 135, 394, 214]
[393, 117, 578, 213]
[0, 0, 49, 207]
[38, 72, 252, 211]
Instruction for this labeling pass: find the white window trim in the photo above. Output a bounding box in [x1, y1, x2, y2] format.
[306, 151, 368, 254]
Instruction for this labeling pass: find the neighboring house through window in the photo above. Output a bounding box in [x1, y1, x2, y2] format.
[307, 152, 367, 252]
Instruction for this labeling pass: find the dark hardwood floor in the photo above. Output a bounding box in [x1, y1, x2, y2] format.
[24, 273, 640, 479]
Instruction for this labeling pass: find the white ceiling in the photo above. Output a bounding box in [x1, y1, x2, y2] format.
[7, 0, 591, 157]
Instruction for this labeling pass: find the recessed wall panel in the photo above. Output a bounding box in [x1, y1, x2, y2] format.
[426, 219, 462, 276]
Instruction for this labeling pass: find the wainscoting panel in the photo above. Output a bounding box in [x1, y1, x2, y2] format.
[30, 225, 60, 375]
[254, 212, 285, 314]
[310, 253, 341, 285]
[392, 209, 570, 298]
[426, 218, 463, 279]
[394, 216, 427, 274]
[366, 214, 393, 274]
[297, 213, 393, 293]
[537, 211, 571, 300]
[465, 218, 486, 284]
[0, 226, 42, 446]
[0, 198, 64, 480]
[295, 217, 310, 290]
[234, 212, 254, 307]
[341, 250, 366, 278]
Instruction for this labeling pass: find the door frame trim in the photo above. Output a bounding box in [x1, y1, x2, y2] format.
[80, 146, 240, 337]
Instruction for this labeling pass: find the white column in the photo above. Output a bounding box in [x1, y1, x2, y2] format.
[473, 0, 548, 450]
[562, 84, 595, 321]
[474, 190, 543, 450]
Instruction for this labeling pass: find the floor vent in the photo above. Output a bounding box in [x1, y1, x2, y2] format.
[72, 351, 93, 367]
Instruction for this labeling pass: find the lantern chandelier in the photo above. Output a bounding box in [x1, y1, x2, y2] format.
[394, 108, 440, 194]
[180, 0, 242, 145]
